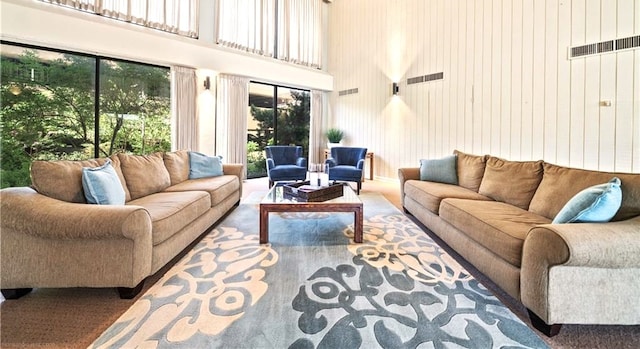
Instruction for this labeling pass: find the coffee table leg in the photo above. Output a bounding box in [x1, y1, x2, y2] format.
[260, 207, 269, 244]
[354, 207, 363, 243]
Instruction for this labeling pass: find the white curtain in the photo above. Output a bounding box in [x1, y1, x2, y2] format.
[215, 0, 276, 56]
[277, 0, 323, 68]
[171, 66, 198, 151]
[215, 0, 323, 68]
[41, 0, 199, 38]
[308, 90, 325, 164]
[216, 74, 249, 171]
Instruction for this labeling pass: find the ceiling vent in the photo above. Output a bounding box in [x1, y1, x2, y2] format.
[569, 35, 639, 59]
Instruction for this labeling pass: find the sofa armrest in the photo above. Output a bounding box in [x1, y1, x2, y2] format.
[223, 163, 244, 180]
[398, 167, 420, 207]
[0, 187, 152, 241]
[222, 163, 244, 198]
[521, 216, 640, 321]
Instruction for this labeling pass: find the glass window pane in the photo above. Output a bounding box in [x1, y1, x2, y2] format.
[277, 87, 310, 159]
[247, 82, 274, 179]
[98, 60, 170, 156]
[1, 44, 96, 188]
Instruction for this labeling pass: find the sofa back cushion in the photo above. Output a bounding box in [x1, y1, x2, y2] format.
[118, 152, 171, 200]
[454, 150, 488, 192]
[530, 162, 640, 221]
[30, 156, 130, 203]
[163, 150, 190, 185]
[478, 157, 544, 210]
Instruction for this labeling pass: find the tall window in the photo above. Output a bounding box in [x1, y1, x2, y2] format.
[246, 82, 310, 178]
[40, 0, 199, 38]
[215, 0, 323, 68]
[0, 43, 171, 188]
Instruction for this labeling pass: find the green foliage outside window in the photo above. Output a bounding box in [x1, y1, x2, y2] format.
[246, 90, 310, 179]
[1, 45, 171, 188]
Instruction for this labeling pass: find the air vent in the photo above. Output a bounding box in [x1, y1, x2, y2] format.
[407, 72, 444, 85]
[616, 35, 640, 50]
[571, 43, 600, 57]
[570, 35, 640, 58]
[338, 88, 358, 96]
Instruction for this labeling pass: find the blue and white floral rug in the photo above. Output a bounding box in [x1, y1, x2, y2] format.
[89, 193, 548, 349]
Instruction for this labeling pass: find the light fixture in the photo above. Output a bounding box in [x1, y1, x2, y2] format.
[392, 82, 399, 95]
[204, 76, 211, 90]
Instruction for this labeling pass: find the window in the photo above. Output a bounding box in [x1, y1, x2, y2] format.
[247, 82, 310, 179]
[40, 0, 199, 38]
[216, 0, 323, 68]
[0, 42, 171, 188]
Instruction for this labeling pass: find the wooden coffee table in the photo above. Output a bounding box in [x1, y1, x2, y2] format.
[259, 183, 363, 244]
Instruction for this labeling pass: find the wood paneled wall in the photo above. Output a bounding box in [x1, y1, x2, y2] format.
[327, 0, 640, 180]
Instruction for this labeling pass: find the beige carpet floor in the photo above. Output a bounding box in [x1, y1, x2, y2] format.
[1, 177, 638, 348]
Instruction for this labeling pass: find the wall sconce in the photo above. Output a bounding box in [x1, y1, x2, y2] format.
[204, 76, 211, 90]
[392, 82, 399, 95]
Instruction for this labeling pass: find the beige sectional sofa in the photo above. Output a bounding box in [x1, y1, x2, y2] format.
[1, 150, 243, 299]
[399, 150, 640, 336]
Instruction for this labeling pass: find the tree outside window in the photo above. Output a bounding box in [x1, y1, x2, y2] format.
[0, 43, 171, 188]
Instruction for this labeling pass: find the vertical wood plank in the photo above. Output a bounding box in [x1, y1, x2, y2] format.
[521, 0, 534, 159]
[510, 0, 523, 159]
[615, 0, 636, 172]
[501, 0, 513, 156]
[583, 1, 601, 170]
[491, 0, 503, 154]
[569, 0, 586, 168]
[599, 0, 617, 171]
[532, 0, 546, 160]
[543, 0, 558, 164]
[556, 0, 572, 165]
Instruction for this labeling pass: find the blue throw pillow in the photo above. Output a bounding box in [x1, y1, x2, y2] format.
[189, 151, 223, 179]
[419, 155, 458, 185]
[552, 177, 622, 224]
[82, 159, 126, 205]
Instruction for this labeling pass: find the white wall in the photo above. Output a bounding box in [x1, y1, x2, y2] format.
[327, 0, 640, 180]
[1, 0, 333, 154]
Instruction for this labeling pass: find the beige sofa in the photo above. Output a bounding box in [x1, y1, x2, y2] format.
[399, 150, 640, 336]
[1, 150, 243, 299]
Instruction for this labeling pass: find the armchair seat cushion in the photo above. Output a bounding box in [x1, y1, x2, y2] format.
[268, 165, 308, 179]
[328, 165, 363, 181]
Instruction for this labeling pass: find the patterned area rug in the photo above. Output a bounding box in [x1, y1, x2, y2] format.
[89, 193, 548, 349]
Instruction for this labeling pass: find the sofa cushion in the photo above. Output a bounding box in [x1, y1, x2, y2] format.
[403, 180, 492, 215]
[163, 150, 190, 185]
[478, 157, 543, 210]
[189, 151, 223, 179]
[164, 175, 240, 207]
[128, 191, 211, 246]
[118, 152, 171, 200]
[31, 158, 104, 203]
[530, 163, 640, 221]
[82, 159, 126, 205]
[454, 150, 488, 192]
[108, 155, 132, 201]
[552, 177, 622, 224]
[439, 198, 551, 267]
[419, 155, 458, 184]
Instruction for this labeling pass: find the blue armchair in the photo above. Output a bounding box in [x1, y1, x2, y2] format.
[265, 146, 308, 188]
[325, 147, 368, 194]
